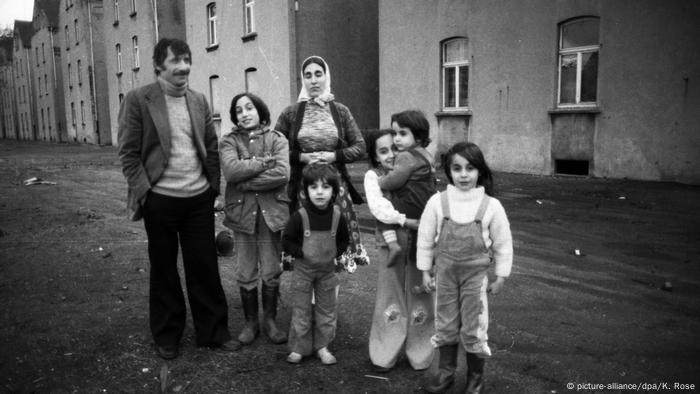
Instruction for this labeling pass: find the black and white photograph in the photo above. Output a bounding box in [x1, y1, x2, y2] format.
[0, 0, 698, 393]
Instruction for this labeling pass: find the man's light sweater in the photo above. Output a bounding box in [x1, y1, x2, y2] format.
[416, 185, 513, 277]
[151, 91, 209, 198]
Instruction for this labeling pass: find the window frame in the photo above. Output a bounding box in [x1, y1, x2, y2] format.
[244, 0, 255, 36]
[557, 17, 600, 108]
[132, 36, 140, 70]
[209, 75, 220, 118]
[207, 3, 218, 47]
[116, 43, 123, 74]
[113, 0, 119, 24]
[129, 0, 136, 16]
[441, 37, 470, 110]
[77, 60, 82, 86]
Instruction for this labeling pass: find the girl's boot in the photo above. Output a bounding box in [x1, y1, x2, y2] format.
[238, 287, 259, 344]
[423, 344, 458, 393]
[465, 352, 485, 394]
[262, 283, 287, 344]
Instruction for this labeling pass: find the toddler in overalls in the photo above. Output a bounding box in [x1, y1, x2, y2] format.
[416, 142, 513, 394]
[282, 163, 349, 365]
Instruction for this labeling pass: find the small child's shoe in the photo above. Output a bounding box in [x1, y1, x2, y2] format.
[286, 352, 302, 364]
[317, 347, 337, 365]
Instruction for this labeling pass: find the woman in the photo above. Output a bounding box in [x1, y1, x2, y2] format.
[275, 55, 369, 268]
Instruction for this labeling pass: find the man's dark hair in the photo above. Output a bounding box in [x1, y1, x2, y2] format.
[229, 92, 271, 127]
[153, 38, 191, 75]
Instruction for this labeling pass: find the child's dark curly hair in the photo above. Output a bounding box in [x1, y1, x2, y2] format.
[390, 110, 431, 147]
[302, 162, 340, 203]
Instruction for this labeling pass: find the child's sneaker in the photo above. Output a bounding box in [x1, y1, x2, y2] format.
[287, 352, 302, 364]
[317, 347, 337, 365]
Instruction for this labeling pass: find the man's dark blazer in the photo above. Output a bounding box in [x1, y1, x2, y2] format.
[117, 82, 221, 221]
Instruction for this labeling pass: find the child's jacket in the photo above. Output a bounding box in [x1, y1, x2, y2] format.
[219, 126, 290, 234]
[378, 146, 436, 219]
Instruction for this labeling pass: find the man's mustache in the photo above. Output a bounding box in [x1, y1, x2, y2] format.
[174, 70, 190, 76]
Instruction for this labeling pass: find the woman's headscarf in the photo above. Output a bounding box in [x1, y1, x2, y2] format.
[297, 55, 335, 106]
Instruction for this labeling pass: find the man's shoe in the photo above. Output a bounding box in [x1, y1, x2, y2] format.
[156, 345, 178, 360]
[213, 339, 242, 352]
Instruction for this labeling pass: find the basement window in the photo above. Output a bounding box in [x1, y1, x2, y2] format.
[555, 159, 589, 176]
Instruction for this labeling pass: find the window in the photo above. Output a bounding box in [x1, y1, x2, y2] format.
[74, 19, 79, 44]
[71, 102, 76, 126]
[45, 75, 48, 95]
[77, 60, 82, 85]
[130, 0, 136, 16]
[244, 0, 255, 35]
[116, 44, 122, 73]
[441, 37, 469, 109]
[80, 100, 85, 125]
[35, 48, 39, 66]
[245, 67, 257, 93]
[68, 63, 72, 87]
[65, 26, 69, 49]
[113, 0, 119, 24]
[132, 36, 139, 69]
[119, 93, 124, 103]
[41, 109, 45, 132]
[47, 107, 51, 131]
[209, 75, 220, 117]
[558, 17, 599, 107]
[207, 3, 218, 46]
[42, 43, 45, 63]
[38, 76, 42, 95]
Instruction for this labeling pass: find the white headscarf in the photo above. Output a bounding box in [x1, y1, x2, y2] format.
[297, 55, 335, 106]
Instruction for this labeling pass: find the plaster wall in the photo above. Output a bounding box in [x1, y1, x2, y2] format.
[379, 0, 700, 183]
[295, 0, 379, 129]
[185, 0, 295, 138]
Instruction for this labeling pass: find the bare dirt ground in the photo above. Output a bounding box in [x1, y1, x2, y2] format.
[1, 140, 699, 394]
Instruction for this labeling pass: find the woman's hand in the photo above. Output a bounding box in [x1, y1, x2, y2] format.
[301, 151, 335, 164]
[487, 276, 505, 295]
[317, 151, 336, 163]
[300, 152, 316, 164]
[403, 218, 420, 230]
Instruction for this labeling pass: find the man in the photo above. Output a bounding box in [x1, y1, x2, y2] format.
[118, 38, 239, 359]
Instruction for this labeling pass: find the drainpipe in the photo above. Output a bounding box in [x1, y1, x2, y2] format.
[25, 48, 36, 140]
[152, 0, 159, 42]
[87, 0, 99, 144]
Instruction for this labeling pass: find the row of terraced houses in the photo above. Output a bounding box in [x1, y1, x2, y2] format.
[1, 1, 699, 184]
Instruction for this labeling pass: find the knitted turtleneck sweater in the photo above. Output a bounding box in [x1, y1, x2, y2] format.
[416, 185, 513, 277]
[151, 77, 209, 197]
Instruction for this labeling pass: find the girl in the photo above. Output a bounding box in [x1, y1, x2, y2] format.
[417, 142, 513, 394]
[219, 93, 290, 346]
[365, 129, 434, 371]
[282, 163, 350, 365]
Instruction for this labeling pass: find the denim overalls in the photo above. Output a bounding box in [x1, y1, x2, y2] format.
[432, 192, 493, 357]
[288, 206, 341, 355]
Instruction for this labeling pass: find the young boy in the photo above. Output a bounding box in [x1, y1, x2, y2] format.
[282, 163, 350, 365]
